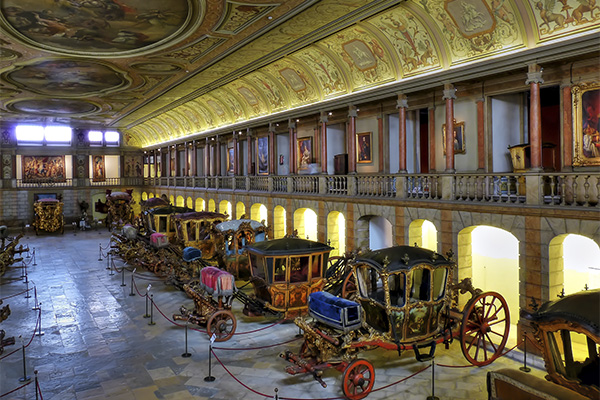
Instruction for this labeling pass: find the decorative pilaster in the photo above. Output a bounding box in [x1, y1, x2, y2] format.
[348, 105, 357, 174]
[246, 128, 253, 176]
[428, 107, 436, 172]
[205, 137, 211, 177]
[397, 94, 408, 173]
[443, 83, 457, 172]
[232, 131, 239, 176]
[476, 99, 485, 171]
[562, 84, 573, 170]
[320, 112, 328, 174]
[526, 64, 544, 171]
[268, 123, 276, 175]
[288, 120, 296, 175]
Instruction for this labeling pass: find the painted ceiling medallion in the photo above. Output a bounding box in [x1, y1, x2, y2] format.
[0, 46, 21, 60]
[8, 98, 100, 115]
[5, 59, 130, 97]
[131, 62, 183, 74]
[1, 0, 192, 56]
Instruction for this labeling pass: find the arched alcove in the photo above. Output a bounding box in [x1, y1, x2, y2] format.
[186, 196, 193, 209]
[195, 198, 205, 211]
[293, 208, 317, 240]
[208, 199, 216, 212]
[549, 234, 600, 298]
[236, 202, 246, 219]
[219, 200, 232, 219]
[141, 192, 148, 201]
[327, 211, 346, 257]
[273, 205, 286, 239]
[176, 195, 184, 207]
[408, 219, 437, 251]
[251, 203, 267, 224]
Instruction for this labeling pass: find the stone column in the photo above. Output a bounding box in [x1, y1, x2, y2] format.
[246, 128, 253, 176]
[476, 99, 485, 171]
[268, 123, 276, 175]
[378, 115, 384, 173]
[443, 83, 457, 173]
[205, 137, 211, 176]
[527, 64, 544, 171]
[348, 105, 357, 174]
[215, 135, 222, 176]
[288, 120, 296, 175]
[232, 131, 239, 175]
[397, 94, 408, 173]
[320, 112, 328, 174]
[184, 141, 190, 176]
[428, 107, 436, 172]
[562, 84, 572, 170]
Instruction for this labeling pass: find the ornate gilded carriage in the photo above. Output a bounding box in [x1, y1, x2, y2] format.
[172, 211, 228, 258]
[214, 219, 268, 279]
[33, 198, 64, 234]
[282, 245, 511, 400]
[142, 205, 193, 242]
[105, 190, 134, 229]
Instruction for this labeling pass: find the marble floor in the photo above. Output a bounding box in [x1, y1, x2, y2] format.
[0, 228, 547, 400]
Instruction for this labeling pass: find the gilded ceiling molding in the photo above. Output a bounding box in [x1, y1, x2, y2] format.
[212, 86, 249, 123]
[226, 78, 271, 117]
[245, 71, 289, 113]
[262, 58, 319, 107]
[177, 104, 206, 132]
[193, 100, 219, 128]
[292, 45, 349, 99]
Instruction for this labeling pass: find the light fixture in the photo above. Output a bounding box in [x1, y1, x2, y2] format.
[296, 119, 299, 122]
[328, 112, 333, 116]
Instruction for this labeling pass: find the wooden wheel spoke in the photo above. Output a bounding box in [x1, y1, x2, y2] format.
[485, 332, 499, 353]
[488, 318, 506, 327]
[483, 297, 496, 320]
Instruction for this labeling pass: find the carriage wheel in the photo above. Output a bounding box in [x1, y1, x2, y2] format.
[342, 359, 375, 400]
[341, 271, 357, 301]
[207, 310, 236, 342]
[460, 291, 510, 366]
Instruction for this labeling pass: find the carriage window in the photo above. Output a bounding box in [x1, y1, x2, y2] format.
[158, 216, 167, 232]
[356, 266, 385, 304]
[549, 330, 600, 386]
[311, 254, 322, 279]
[187, 222, 196, 241]
[410, 268, 431, 303]
[290, 256, 309, 283]
[273, 258, 287, 282]
[388, 273, 405, 307]
[250, 254, 266, 280]
[432, 268, 447, 300]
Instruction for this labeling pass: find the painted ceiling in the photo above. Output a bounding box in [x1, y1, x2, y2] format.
[0, 0, 598, 148]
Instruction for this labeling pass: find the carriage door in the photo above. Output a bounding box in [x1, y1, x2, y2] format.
[268, 256, 288, 311]
[288, 255, 310, 312]
[406, 267, 433, 340]
[355, 265, 389, 333]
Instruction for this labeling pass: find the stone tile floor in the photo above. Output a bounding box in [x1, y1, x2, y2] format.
[0, 229, 547, 400]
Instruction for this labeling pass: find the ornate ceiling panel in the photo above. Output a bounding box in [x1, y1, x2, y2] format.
[1, 0, 599, 148]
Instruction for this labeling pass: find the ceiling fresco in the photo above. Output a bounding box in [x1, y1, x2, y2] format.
[0, 0, 599, 148]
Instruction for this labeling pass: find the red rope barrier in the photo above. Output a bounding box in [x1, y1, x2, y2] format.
[371, 364, 430, 392]
[36, 377, 44, 400]
[232, 318, 286, 335]
[435, 342, 520, 368]
[0, 380, 32, 397]
[0, 286, 34, 301]
[213, 336, 301, 351]
[211, 348, 275, 398]
[0, 308, 41, 361]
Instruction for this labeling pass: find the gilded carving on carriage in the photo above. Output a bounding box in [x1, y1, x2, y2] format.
[32, 198, 64, 234]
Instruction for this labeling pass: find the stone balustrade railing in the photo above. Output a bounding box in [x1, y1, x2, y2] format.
[12, 172, 599, 209]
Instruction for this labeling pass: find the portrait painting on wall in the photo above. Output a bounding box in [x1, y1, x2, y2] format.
[298, 137, 312, 170]
[442, 120, 466, 155]
[22, 156, 66, 182]
[357, 132, 372, 163]
[257, 136, 269, 175]
[93, 155, 105, 182]
[573, 83, 600, 166]
[227, 147, 235, 174]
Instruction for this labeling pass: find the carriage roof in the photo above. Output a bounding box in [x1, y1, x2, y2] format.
[215, 219, 266, 233]
[525, 289, 599, 336]
[106, 191, 132, 200]
[142, 197, 169, 208]
[172, 211, 227, 222]
[146, 205, 193, 215]
[354, 245, 453, 273]
[247, 238, 333, 256]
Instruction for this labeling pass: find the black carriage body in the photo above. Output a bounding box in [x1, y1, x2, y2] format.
[246, 238, 333, 318]
[351, 246, 454, 344]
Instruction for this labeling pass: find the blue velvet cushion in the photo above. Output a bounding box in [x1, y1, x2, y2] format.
[183, 247, 202, 262]
[309, 291, 361, 333]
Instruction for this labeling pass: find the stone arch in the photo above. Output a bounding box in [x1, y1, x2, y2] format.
[195, 198, 205, 211]
[186, 196, 193, 209]
[408, 219, 437, 252]
[327, 211, 346, 257]
[236, 202, 246, 219]
[208, 199, 216, 212]
[273, 205, 286, 239]
[356, 214, 393, 251]
[141, 192, 148, 201]
[219, 200, 232, 219]
[293, 207, 317, 240]
[251, 203, 267, 224]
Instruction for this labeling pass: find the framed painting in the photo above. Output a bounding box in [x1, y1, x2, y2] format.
[257, 136, 269, 175]
[298, 137, 312, 170]
[573, 82, 600, 166]
[442, 120, 466, 155]
[357, 132, 372, 163]
[92, 155, 105, 182]
[227, 146, 235, 174]
[22, 155, 66, 182]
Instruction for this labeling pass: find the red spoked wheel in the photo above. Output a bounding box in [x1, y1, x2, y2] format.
[342, 359, 375, 400]
[460, 291, 510, 366]
[207, 310, 237, 342]
[341, 271, 357, 301]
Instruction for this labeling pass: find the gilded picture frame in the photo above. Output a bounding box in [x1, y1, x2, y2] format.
[92, 155, 105, 182]
[573, 82, 600, 166]
[298, 137, 312, 170]
[22, 156, 66, 182]
[442, 120, 466, 155]
[357, 132, 372, 163]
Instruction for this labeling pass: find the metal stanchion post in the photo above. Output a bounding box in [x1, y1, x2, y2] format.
[426, 357, 439, 400]
[204, 335, 216, 382]
[109, 255, 115, 276]
[35, 370, 39, 400]
[21, 260, 26, 279]
[98, 243, 103, 261]
[129, 268, 136, 296]
[24, 261, 29, 284]
[106, 251, 110, 270]
[520, 334, 531, 372]
[120, 265, 126, 286]
[274, 388, 279, 400]
[36, 304, 44, 336]
[182, 319, 191, 358]
[148, 294, 156, 326]
[25, 279, 31, 299]
[19, 337, 31, 382]
[32, 248, 37, 266]
[143, 284, 151, 318]
[32, 285, 40, 310]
